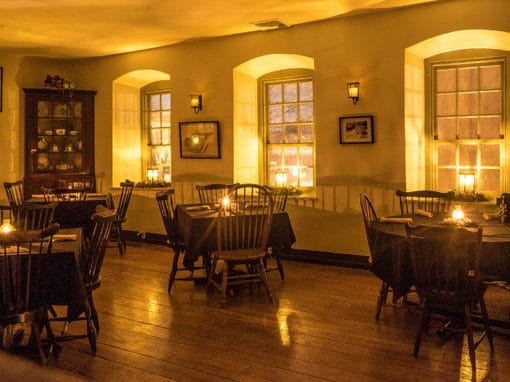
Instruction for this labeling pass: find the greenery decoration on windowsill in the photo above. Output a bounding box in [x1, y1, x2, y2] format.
[452, 190, 489, 202]
[135, 181, 171, 188]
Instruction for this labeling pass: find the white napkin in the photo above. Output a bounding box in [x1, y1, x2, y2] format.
[186, 205, 211, 211]
[483, 213, 500, 220]
[52, 234, 78, 241]
[415, 209, 433, 218]
[379, 217, 413, 224]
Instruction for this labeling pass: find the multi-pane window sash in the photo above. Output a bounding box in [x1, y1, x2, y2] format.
[264, 78, 315, 190]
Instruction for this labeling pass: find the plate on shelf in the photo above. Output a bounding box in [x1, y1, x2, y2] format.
[53, 103, 68, 118]
[55, 163, 70, 171]
[37, 154, 49, 170]
[73, 102, 82, 118]
[38, 101, 50, 117]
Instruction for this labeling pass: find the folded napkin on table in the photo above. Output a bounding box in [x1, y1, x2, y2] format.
[483, 212, 500, 220]
[415, 208, 433, 218]
[52, 234, 78, 241]
[379, 217, 413, 224]
[186, 205, 211, 211]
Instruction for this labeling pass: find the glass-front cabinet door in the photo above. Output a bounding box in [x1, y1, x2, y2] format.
[24, 88, 96, 197]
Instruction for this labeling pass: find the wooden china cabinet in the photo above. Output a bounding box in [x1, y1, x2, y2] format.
[24, 88, 97, 197]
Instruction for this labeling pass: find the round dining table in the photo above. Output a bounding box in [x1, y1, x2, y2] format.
[369, 210, 510, 301]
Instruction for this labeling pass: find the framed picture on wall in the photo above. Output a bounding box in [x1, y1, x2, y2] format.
[179, 121, 221, 158]
[339, 115, 374, 144]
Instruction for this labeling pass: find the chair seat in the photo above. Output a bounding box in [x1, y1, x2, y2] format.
[212, 248, 266, 262]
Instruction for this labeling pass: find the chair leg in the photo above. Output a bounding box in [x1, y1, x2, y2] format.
[87, 290, 100, 334]
[259, 259, 273, 303]
[375, 281, 389, 321]
[168, 250, 181, 292]
[31, 322, 48, 366]
[478, 296, 494, 350]
[115, 224, 125, 256]
[206, 257, 217, 292]
[273, 247, 285, 280]
[220, 262, 228, 308]
[414, 298, 430, 358]
[464, 303, 477, 375]
[80, 296, 97, 354]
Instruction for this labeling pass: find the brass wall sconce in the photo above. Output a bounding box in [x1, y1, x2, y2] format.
[190, 94, 202, 113]
[347, 82, 360, 105]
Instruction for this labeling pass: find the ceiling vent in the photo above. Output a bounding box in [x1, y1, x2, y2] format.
[252, 19, 288, 30]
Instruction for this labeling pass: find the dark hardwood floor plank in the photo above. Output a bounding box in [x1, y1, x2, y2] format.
[2, 242, 510, 381]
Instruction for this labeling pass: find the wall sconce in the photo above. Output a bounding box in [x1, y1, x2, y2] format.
[459, 172, 475, 193]
[347, 82, 360, 105]
[190, 94, 202, 113]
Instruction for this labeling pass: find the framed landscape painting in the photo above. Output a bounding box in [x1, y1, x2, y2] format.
[179, 121, 221, 158]
[339, 115, 374, 144]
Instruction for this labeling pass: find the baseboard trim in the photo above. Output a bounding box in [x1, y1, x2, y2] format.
[280, 248, 370, 269]
[123, 230, 370, 269]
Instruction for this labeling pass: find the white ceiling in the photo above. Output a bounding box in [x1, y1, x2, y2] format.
[0, 0, 442, 59]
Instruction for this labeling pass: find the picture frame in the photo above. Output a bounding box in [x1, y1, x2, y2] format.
[179, 121, 221, 159]
[339, 115, 374, 144]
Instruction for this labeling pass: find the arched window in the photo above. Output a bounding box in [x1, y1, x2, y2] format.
[260, 71, 315, 190]
[426, 51, 507, 198]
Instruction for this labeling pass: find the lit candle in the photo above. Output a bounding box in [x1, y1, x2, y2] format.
[275, 171, 287, 188]
[0, 219, 14, 233]
[452, 205, 464, 220]
[459, 173, 475, 193]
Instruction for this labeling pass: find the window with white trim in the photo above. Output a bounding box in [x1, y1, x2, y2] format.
[143, 91, 171, 183]
[263, 77, 315, 190]
[431, 58, 505, 197]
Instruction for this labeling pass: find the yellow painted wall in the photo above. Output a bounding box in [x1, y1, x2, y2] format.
[1, 0, 510, 258]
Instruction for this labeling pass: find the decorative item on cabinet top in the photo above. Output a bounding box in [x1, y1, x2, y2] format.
[44, 74, 75, 90]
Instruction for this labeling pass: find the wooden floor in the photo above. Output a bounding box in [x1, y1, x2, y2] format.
[2, 242, 510, 381]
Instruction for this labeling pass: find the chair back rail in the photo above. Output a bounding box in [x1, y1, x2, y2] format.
[396, 189, 454, 215]
[155, 189, 179, 244]
[217, 184, 274, 253]
[114, 180, 135, 221]
[406, 224, 483, 300]
[41, 186, 89, 201]
[11, 202, 57, 230]
[4, 180, 25, 206]
[83, 206, 116, 287]
[196, 183, 238, 205]
[265, 186, 289, 212]
[360, 193, 379, 259]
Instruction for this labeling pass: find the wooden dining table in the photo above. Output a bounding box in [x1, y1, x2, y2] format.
[26, 194, 109, 237]
[369, 212, 510, 301]
[175, 204, 297, 271]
